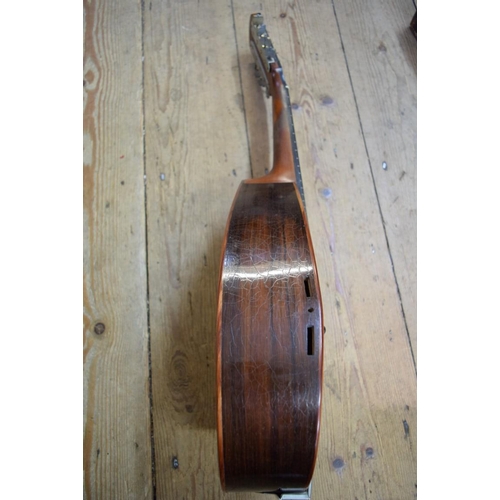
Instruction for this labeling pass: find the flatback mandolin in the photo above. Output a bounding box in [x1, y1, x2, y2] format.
[217, 13, 324, 499]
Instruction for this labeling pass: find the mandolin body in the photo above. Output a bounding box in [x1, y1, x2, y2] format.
[217, 181, 323, 493]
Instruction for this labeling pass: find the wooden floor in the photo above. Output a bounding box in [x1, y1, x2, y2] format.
[83, 1, 417, 499]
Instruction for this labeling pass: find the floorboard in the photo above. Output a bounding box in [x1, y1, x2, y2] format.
[83, 0, 417, 498]
[143, 1, 251, 497]
[83, 0, 152, 498]
[331, 0, 418, 365]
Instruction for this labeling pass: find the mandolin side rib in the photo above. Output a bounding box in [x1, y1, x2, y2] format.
[217, 182, 323, 493]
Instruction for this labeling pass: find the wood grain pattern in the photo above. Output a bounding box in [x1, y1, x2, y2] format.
[231, 2, 417, 499]
[143, 0, 251, 498]
[332, 0, 418, 363]
[83, 0, 152, 498]
[246, 64, 296, 184]
[217, 182, 323, 492]
[84, 0, 417, 498]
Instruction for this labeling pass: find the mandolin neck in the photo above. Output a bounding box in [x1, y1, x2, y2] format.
[270, 64, 295, 180]
[248, 13, 306, 208]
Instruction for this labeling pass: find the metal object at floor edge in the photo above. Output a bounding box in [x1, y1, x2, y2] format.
[266, 483, 312, 500]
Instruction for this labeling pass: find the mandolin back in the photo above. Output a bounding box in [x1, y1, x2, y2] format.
[217, 181, 323, 493]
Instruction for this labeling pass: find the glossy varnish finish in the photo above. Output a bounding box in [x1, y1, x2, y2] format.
[217, 182, 323, 492]
[246, 63, 295, 184]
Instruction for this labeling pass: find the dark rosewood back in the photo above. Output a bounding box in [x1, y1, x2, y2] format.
[217, 13, 323, 497]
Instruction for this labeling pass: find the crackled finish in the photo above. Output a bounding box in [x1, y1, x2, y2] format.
[217, 182, 323, 492]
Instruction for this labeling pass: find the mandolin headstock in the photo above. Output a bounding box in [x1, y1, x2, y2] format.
[249, 13, 282, 98]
